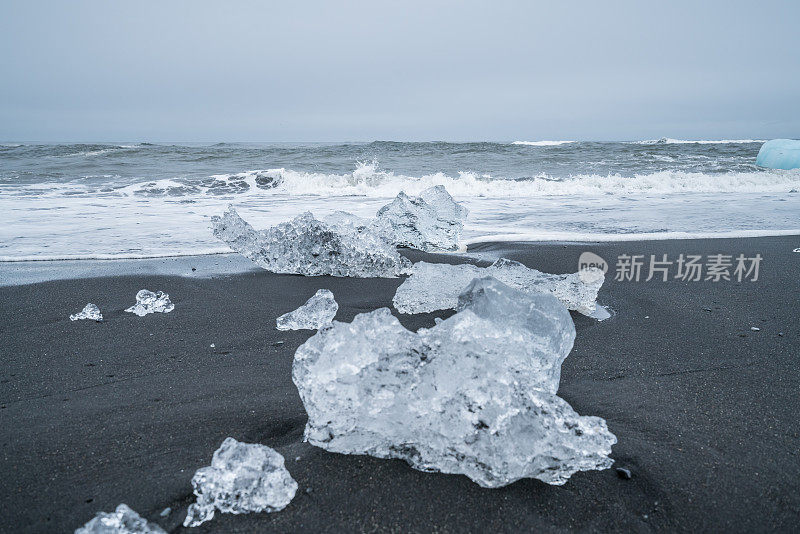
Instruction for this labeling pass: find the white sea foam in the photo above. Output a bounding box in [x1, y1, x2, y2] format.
[209, 165, 800, 198]
[512, 140, 576, 146]
[7, 159, 799, 200]
[633, 138, 766, 145]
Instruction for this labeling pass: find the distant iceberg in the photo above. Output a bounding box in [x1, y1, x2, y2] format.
[756, 139, 800, 170]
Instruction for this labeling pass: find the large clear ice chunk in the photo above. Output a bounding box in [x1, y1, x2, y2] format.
[277, 289, 338, 331]
[393, 259, 604, 316]
[293, 277, 616, 488]
[211, 206, 411, 277]
[376, 185, 468, 252]
[124, 290, 174, 317]
[75, 504, 166, 534]
[70, 303, 103, 322]
[184, 437, 298, 527]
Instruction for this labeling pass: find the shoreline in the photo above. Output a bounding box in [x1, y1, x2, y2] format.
[1, 235, 799, 532]
[2, 233, 798, 288]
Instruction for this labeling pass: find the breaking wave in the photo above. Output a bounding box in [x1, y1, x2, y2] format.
[10, 160, 799, 199]
[512, 140, 576, 146]
[205, 161, 800, 198]
[633, 138, 766, 145]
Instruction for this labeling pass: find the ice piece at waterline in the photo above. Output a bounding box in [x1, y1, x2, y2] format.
[184, 437, 298, 527]
[393, 259, 604, 316]
[70, 303, 103, 322]
[375, 185, 468, 252]
[124, 290, 174, 317]
[277, 289, 338, 331]
[75, 503, 166, 534]
[211, 206, 411, 277]
[293, 277, 616, 488]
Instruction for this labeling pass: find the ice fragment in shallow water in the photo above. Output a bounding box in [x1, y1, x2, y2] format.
[293, 277, 616, 488]
[376, 185, 468, 252]
[393, 259, 604, 316]
[184, 437, 297, 527]
[277, 289, 338, 331]
[211, 206, 410, 277]
[70, 303, 103, 322]
[75, 504, 166, 534]
[124, 290, 174, 317]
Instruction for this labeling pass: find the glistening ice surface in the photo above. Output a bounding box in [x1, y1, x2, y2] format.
[70, 303, 103, 322]
[276, 289, 338, 331]
[375, 185, 468, 251]
[393, 259, 604, 316]
[184, 437, 297, 527]
[124, 290, 174, 317]
[75, 504, 166, 534]
[293, 277, 616, 488]
[2, 142, 799, 260]
[211, 206, 410, 277]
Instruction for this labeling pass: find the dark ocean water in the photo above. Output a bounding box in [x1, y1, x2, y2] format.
[1, 139, 799, 259]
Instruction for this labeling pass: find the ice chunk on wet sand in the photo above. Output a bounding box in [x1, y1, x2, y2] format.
[70, 303, 103, 322]
[277, 289, 338, 331]
[211, 206, 410, 277]
[293, 277, 616, 488]
[125, 290, 174, 317]
[393, 259, 604, 316]
[376, 185, 468, 252]
[184, 437, 297, 527]
[75, 503, 166, 533]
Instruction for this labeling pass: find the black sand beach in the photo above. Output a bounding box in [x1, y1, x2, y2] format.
[1, 236, 798, 533]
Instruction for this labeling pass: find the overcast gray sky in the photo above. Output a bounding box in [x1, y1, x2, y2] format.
[1, 0, 798, 142]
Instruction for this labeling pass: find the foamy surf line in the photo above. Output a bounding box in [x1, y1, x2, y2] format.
[2, 229, 798, 264]
[631, 138, 766, 145]
[465, 229, 800, 244]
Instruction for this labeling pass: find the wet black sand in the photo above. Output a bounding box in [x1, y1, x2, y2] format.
[1, 236, 798, 533]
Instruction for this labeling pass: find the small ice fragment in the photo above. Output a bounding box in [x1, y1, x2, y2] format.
[70, 303, 103, 322]
[589, 304, 612, 321]
[211, 206, 410, 278]
[276, 289, 338, 331]
[793, 247, 800, 253]
[124, 290, 174, 317]
[183, 437, 297, 527]
[393, 259, 604, 317]
[75, 503, 166, 534]
[751, 327, 760, 331]
[375, 185, 468, 252]
[159, 508, 171, 518]
[644, 315, 650, 319]
[294, 277, 616, 488]
[210, 343, 215, 348]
